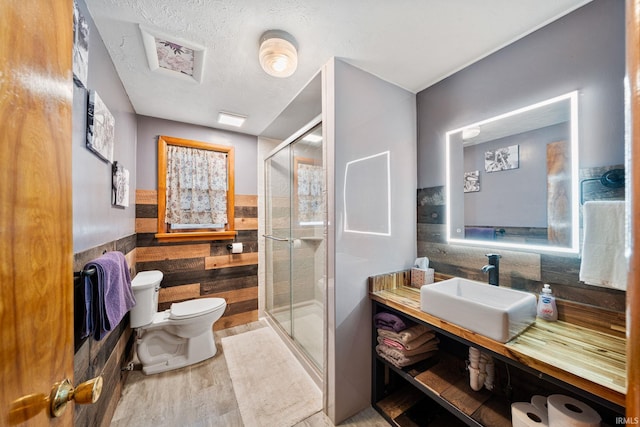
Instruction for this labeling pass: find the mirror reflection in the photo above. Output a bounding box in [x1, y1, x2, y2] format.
[446, 91, 579, 253]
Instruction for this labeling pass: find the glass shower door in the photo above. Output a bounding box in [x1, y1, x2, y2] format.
[265, 146, 292, 336]
[265, 122, 325, 372]
[290, 125, 325, 371]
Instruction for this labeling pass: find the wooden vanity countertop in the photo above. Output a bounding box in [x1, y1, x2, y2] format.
[370, 281, 626, 408]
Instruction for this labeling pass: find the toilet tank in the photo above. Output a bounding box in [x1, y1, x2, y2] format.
[130, 270, 163, 328]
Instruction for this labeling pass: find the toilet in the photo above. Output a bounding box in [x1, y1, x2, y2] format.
[129, 270, 226, 375]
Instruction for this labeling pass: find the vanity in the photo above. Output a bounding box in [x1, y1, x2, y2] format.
[369, 270, 626, 426]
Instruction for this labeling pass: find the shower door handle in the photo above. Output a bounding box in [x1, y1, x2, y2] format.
[263, 234, 290, 242]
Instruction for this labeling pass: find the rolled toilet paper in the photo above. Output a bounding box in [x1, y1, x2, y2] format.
[531, 395, 548, 412]
[547, 395, 601, 427]
[512, 402, 549, 427]
[231, 242, 243, 254]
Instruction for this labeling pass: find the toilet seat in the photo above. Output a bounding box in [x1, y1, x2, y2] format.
[169, 298, 226, 320]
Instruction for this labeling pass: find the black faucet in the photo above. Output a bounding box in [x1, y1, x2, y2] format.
[481, 253, 501, 286]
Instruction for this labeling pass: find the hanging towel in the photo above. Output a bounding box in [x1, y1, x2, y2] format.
[579, 201, 627, 290]
[82, 251, 136, 340]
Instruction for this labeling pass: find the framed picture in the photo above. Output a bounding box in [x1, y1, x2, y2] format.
[485, 144, 519, 173]
[86, 90, 115, 163]
[464, 170, 480, 193]
[112, 162, 130, 208]
[72, 1, 89, 88]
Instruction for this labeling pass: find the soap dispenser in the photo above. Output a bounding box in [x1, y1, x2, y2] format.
[537, 284, 558, 321]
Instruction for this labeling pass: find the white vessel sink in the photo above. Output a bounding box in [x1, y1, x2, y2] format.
[420, 277, 537, 343]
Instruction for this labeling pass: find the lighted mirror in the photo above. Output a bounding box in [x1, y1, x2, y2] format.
[446, 91, 579, 253]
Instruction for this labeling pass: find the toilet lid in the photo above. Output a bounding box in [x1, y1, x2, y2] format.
[131, 270, 163, 290]
[169, 298, 226, 320]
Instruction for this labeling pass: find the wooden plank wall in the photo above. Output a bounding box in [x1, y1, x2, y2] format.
[135, 189, 259, 330]
[417, 166, 626, 334]
[73, 234, 136, 427]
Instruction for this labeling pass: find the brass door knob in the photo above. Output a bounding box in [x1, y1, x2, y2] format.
[50, 376, 103, 417]
[8, 376, 103, 424]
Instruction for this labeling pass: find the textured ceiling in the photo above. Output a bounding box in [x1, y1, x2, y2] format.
[85, 0, 591, 136]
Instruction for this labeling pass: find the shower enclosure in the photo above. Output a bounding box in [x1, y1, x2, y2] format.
[264, 120, 326, 374]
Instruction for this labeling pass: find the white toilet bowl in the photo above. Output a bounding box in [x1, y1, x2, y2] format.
[130, 270, 226, 375]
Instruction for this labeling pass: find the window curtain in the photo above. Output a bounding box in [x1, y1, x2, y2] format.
[165, 145, 227, 225]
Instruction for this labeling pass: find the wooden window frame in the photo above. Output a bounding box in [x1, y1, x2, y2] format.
[156, 135, 237, 242]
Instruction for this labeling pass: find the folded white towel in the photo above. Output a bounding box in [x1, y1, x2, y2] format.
[579, 201, 627, 290]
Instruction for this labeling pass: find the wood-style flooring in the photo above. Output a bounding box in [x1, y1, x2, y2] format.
[110, 320, 389, 427]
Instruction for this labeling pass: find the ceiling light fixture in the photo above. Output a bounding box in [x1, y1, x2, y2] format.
[218, 112, 247, 127]
[462, 126, 481, 140]
[259, 30, 298, 78]
[302, 134, 323, 143]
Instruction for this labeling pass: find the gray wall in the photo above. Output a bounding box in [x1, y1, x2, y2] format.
[417, 0, 625, 189]
[73, 0, 137, 252]
[415, 0, 626, 312]
[327, 58, 417, 423]
[136, 115, 258, 194]
[463, 123, 567, 227]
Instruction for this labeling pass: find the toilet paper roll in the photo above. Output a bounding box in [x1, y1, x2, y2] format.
[531, 395, 548, 412]
[231, 242, 243, 254]
[512, 402, 549, 427]
[292, 238, 302, 249]
[547, 395, 601, 427]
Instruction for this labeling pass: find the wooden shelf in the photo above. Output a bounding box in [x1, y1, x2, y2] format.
[370, 283, 626, 410]
[374, 383, 470, 427]
[370, 271, 626, 426]
[374, 353, 511, 427]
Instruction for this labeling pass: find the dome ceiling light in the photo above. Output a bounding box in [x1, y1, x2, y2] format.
[259, 30, 298, 78]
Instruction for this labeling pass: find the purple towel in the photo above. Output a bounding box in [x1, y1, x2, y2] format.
[82, 251, 136, 340]
[373, 312, 413, 332]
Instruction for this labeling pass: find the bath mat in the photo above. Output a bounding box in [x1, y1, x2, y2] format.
[221, 326, 322, 427]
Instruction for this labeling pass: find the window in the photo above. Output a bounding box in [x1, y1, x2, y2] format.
[156, 135, 236, 241]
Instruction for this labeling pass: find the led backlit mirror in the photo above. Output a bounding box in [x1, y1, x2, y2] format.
[446, 91, 579, 253]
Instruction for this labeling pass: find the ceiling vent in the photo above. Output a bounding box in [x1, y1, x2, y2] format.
[140, 25, 205, 83]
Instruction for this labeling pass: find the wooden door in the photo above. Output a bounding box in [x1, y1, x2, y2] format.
[0, 0, 75, 425]
[627, 0, 640, 417]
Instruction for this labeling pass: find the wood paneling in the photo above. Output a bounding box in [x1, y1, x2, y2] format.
[235, 194, 258, 206]
[136, 218, 156, 233]
[159, 284, 201, 303]
[205, 252, 259, 269]
[235, 217, 259, 230]
[580, 164, 625, 204]
[417, 184, 627, 311]
[136, 189, 159, 204]
[137, 244, 211, 262]
[135, 189, 259, 328]
[73, 237, 137, 427]
[626, 0, 640, 416]
[205, 286, 258, 304]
